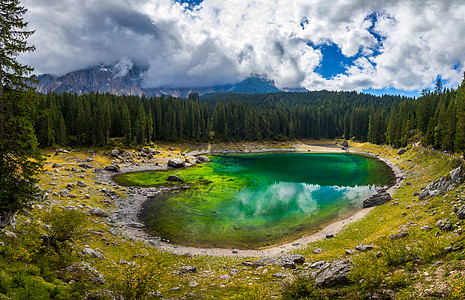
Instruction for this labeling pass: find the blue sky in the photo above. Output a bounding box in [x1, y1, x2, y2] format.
[21, 0, 465, 97]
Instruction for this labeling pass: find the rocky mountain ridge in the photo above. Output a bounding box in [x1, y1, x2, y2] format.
[35, 60, 307, 98]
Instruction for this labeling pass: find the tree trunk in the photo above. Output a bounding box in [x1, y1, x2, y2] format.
[0, 52, 3, 139]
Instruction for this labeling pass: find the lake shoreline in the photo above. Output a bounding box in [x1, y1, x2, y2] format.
[103, 144, 403, 257]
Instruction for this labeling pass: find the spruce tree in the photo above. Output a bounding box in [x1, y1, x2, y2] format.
[0, 0, 43, 227]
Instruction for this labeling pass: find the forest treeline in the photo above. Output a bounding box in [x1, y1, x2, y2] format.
[33, 75, 465, 154]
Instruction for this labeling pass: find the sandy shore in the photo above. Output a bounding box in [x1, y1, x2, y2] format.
[104, 144, 403, 257]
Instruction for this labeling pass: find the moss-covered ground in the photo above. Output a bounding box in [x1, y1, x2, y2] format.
[1, 141, 465, 299]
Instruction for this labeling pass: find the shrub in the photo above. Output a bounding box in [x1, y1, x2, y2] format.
[109, 263, 159, 300]
[348, 252, 387, 291]
[282, 277, 339, 300]
[43, 208, 87, 247]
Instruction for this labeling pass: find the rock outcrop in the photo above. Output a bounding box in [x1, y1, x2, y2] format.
[419, 165, 465, 200]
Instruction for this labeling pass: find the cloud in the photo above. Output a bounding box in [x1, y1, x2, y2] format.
[19, 0, 465, 90]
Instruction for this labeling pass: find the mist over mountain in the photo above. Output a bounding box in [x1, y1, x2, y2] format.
[35, 59, 307, 98]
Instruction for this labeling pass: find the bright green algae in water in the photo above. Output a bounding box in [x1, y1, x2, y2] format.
[115, 153, 395, 249]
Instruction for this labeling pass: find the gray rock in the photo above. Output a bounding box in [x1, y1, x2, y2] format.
[81, 247, 105, 260]
[180, 266, 197, 274]
[77, 180, 87, 188]
[90, 207, 109, 218]
[312, 260, 353, 287]
[363, 191, 392, 208]
[78, 163, 94, 169]
[197, 156, 211, 163]
[345, 249, 356, 255]
[272, 272, 287, 278]
[52, 163, 61, 168]
[418, 189, 430, 200]
[420, 225, 433, 231]
[252, 254, 305, 268]
[111, 149, 120, 157]
[167, 175, 183, 182]
[104, 165, 120, 172]
[310, 261, 327, 269]
[397, 149, 407, 155]
[185, 292, 203, 298]
[457, 206, 465, 219]
[355, 244, 374, 252]
[60, 262, 105, 285]
[341, 140, 349, 147]
[168, 158, 185, 168]
[313, 248, 324, 254]
[188, 281, 199, 287]
[218, 274, 230, 280]
[66, 183, 75, 190]
[59, 189, 69, 197]
[437, 219, 452, 231]
[389, 232, 409, 240]
[280, 254, 305, 264]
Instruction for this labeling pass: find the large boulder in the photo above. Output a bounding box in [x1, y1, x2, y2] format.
[397, 149, 407, 155]
[341, 140, 349, 147]
[111, 149, 120, 157]
[90, 207, 109, 218]
[104, 165, 120, 172]
[168, 158, 185, 168]
[312, 260, 353, 287]
[197, 156, 211, 163]
[81, 247, 105, 260]
[437, 219, 452, 231]
[363, 191, 392, 208]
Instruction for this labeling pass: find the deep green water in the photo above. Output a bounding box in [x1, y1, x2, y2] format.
[116, 153, 395, 249]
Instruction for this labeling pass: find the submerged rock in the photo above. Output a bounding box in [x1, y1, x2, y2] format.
[167, 175, 183, 182]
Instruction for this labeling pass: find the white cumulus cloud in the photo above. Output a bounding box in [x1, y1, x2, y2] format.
[19, 0, 465, 91]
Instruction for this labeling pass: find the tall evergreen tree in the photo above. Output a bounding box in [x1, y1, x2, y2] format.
[0, 0, 43, 227]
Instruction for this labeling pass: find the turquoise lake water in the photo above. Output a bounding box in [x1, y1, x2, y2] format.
[139, 152, 395, 249]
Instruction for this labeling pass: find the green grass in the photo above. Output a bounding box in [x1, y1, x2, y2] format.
[2, 143, 465, 299]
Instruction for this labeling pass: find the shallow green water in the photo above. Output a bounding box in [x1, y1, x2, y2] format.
[117, 153, 395, 249]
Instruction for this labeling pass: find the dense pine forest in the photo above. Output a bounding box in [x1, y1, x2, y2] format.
[33, 76, 465, 154]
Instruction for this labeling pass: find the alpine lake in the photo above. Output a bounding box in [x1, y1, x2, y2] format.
[114, 152, 395, 249]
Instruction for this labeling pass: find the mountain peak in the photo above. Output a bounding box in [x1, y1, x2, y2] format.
[35, 62, 307, 97]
